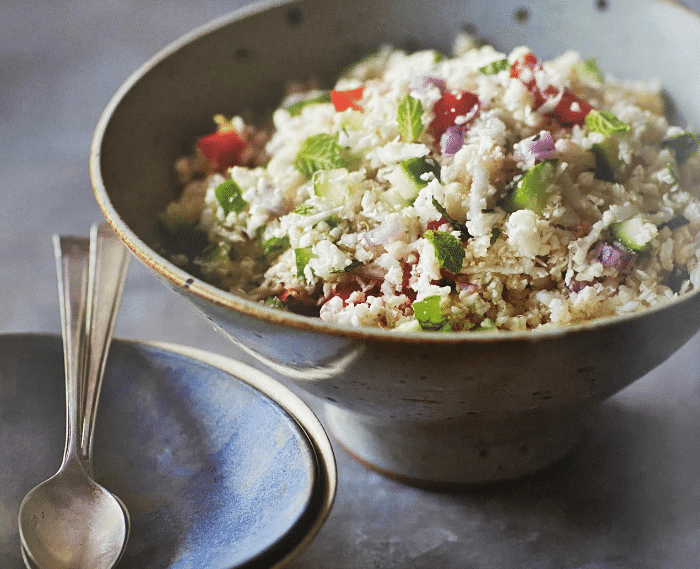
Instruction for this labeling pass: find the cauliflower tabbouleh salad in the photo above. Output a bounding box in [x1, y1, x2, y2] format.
[162, 34, 700, 332]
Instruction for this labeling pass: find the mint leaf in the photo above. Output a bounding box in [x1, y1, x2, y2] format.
[577, 58, 604, 84]
[479, 59, 510, 75]
[585, 110, 630, 136]
[294, 133, 349, 179]
[295, 246, 316, 279]
[285, 91, 331, 116]
[424, 229, 465, 273]
[262, 235, 290, 259]
[214, 179, 248, 215]
[661, 132, 700, 164]
[292, 204, 316, 215]
[430, 49, 445, 63]
[264, 296, 288, 310]
[412, 295, 452, 331]
[431, 197, 471, 240]
[397, 94, 424, 142]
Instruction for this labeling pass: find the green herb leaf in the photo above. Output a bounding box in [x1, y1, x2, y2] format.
[397, 94, 425, 142]
[431, 197, 471, 240]
[294, 133, 349, 179]
[262, 235, 290, 259]
[295, 246, 316, 280]
[344, 259, 363, 272]
[264, 296, 288, 310]
[412, 295, 452, 331]
[661, 132, 700, 164]
[660, 214, 689, 231]
[292, 204, 316, 215]
[577, 58, 604, 84]
[214, 179, 248, 215]
[318, 215, 341, 229]
[585, 110, 630, 136]
[285, 91, 332, 116]
[478, 58, 510, 75]
[431, 49, 445, 63]
[424, 229, 465, 273]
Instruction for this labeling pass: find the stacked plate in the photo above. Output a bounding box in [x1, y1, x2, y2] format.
[0, 334, 336, 569]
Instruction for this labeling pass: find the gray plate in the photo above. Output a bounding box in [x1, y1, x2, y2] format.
[0, 334, 335, 569]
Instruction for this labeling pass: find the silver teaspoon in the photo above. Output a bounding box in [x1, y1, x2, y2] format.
[18, 223, 130, 569]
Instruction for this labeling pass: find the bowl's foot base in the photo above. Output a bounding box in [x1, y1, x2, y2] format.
[324, 405, 583, 486]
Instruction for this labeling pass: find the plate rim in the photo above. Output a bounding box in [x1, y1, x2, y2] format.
[0, 332, 337, 569]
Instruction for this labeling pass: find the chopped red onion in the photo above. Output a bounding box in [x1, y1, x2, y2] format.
[592, 241, 636, 272]
[440, 125, 465, 155]
[515, 131, 556, 164]
[355, 263, 387, 280]
[408, 75, 447, 94]
[362, 217, 407, 246]
[459, 282, 479, 293]
[568, 279, 590, 293]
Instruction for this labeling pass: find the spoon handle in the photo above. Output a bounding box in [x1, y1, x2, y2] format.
[53, 234, 91, 469]
[81, 223, 130, 471]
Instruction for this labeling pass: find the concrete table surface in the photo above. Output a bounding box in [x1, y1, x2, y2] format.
[2, 1, 700, 567]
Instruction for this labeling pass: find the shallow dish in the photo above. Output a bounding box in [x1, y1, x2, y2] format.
[0, 334, 335, 569]
[92, 0, 700, 484]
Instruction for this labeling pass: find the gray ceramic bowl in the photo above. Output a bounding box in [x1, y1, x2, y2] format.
[92, 0, 700, 484]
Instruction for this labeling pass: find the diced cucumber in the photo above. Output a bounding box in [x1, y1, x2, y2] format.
[610, 215, 657, 253]
[384, 157, 440, 205]
[661, 132, 700, 164]
[503, 159, 558, 213]
[591, 137, 622, 182]
[393, 319, 423, 332]
[295, 246, 316, 280]
[313, 168, 356, 207]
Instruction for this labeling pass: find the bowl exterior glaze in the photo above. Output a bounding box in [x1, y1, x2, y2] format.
[92, 0, 700, 483]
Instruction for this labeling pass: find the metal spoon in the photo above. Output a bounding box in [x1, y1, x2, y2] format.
[18, 223, 130, 569]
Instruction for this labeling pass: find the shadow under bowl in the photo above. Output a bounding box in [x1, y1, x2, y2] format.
[91, 0, 700, 484]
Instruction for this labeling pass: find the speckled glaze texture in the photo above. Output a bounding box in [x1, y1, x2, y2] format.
[92, 0, 700, 483]
[0, 335, 336, 568]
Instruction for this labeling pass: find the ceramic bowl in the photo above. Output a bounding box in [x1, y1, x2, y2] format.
[92, 0, 700, 484]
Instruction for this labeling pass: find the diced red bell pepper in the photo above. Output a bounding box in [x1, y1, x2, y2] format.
[278, 288, 320, 316]
[327, 279, 363, 306]
[511, 52, 593, 126]
[551, 90, 594, 126]
[510, 52, 541, 91]
[331, 86, 365, 112]
[426, 218, 449, 231]
[428, 90, 480, 140]
[197, 130, 247, 172]
[401, 263, 417, 302]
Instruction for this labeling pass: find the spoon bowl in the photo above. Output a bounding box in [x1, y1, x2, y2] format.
[18, 460, 128, 569]
[18, 224, 130, 569]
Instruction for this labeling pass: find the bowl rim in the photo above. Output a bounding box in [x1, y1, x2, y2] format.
[90, 0, 700, 346]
